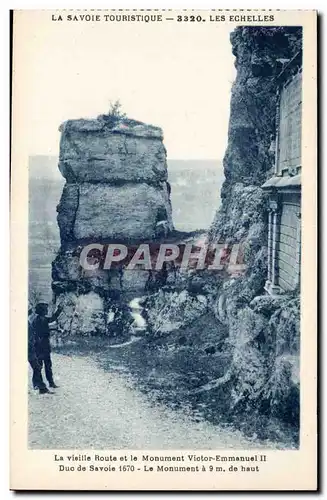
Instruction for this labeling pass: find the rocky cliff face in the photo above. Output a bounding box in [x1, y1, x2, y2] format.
[52, 115, 173, 336]
[207, 27, 302, 433]
[210, 26, 302, 239]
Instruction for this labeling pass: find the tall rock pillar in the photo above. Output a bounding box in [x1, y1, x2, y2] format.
[52, 115, 173, 336]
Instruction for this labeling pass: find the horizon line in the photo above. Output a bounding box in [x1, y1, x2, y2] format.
[29, 154, 223, 162]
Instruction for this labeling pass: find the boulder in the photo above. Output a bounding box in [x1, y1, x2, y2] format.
[145, 290, 208, 336]
[59, 133, 168, 184]
[71, 183, 173, 241]
[52, 250, 81, 282]
[59, 117, 167, 184]
[56, 291, 107, 336]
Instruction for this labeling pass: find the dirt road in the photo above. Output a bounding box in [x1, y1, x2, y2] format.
[29, 353, 270, 450]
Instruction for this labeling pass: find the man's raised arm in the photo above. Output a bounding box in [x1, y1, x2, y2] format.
[48, 304, 63, 323]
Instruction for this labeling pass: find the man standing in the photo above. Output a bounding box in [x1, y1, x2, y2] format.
[32, 302, 63, 390]
[28, 308, 49, 394]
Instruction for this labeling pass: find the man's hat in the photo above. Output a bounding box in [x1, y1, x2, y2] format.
[35, 302, 48, 314]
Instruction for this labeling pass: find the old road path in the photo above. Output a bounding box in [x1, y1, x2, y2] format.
[29, 352, 272, 450]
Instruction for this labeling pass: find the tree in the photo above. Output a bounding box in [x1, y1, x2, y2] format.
[108, 100, 126, 119]
[102, 100, 127, 127]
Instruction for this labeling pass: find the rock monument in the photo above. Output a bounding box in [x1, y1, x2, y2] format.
[52, 114, 173, 336]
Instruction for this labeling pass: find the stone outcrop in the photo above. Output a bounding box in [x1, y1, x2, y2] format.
[59, 118, 167, 184]
[144, 289, 208, 336]
[52, 115, 174, 336]
[57, 116, 173, 243]
[58, 183, 172, 242]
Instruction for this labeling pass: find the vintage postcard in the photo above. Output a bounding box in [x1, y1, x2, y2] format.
[10, 9, 317, 490]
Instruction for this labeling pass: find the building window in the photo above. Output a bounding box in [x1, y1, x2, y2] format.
[277, 194, 301, 291]
[276, 71, 302, 176]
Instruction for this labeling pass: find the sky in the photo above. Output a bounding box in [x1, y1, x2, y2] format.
[14, 12, 236, 161]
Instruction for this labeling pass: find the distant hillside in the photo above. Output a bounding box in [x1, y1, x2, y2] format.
[29, 155, 62, 180]
[168, 159, 224, 232]
[29, 156, 223, 176]
[28, 156, 224, 300]
[167, 159, 221, 170]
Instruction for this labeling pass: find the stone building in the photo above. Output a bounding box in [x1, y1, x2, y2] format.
[263, 52, 302, 294]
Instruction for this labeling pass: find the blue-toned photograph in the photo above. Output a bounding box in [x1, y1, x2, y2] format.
[27, 25, 302, 451]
